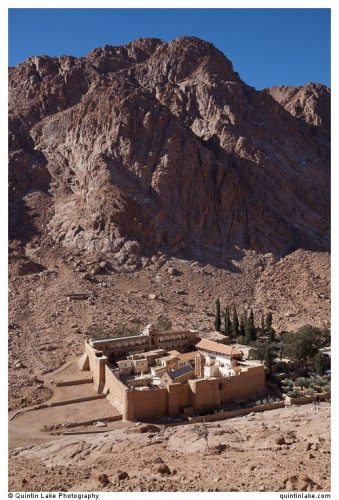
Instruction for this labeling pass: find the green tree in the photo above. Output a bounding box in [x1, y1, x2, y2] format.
[296, 325, 330, 349]
[232, 304, 239, 340]
[276, 342, 284, 370]
[264, 344, 276, 375]
[249, 344, 266, 363]
[239, 312, 246, 337]
[261, 314, 265, 335]
[314, 352, 327, 375]
[245, 308, 256, 344]
[244, 313, 250, 344]
[214, 298, 221, 332]
[321, 328, 331, 347]
[224, 306, 232, 337]
[269, 328, 275, 342]
[265, 312, 275, 342]
[283, 325, 324, 362]
[265, 312, 275, 341]
[265, 312, 273, 332]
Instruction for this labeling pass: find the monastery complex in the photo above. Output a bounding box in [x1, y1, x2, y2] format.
[79, 324, 266, 421]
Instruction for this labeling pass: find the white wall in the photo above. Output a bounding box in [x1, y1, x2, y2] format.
[215, 355, 232, 368]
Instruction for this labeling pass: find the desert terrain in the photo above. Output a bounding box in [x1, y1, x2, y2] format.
[8, 35, 330, 492]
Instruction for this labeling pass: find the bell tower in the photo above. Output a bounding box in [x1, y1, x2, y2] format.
[143, 323, 159, 349]
[195, 352, 204, 378]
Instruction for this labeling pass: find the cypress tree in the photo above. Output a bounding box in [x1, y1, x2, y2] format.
[224, 306, 232, 337]
[244, 310, 251, 345]
[249, 308, 256, 341]
[269, 328, 275, 342]
[245, 308, 256, 344]
[239, 313, 245, 337]
[265, 312, 273, 332]
[214, 298, 221, 332]
[265, 312, 274, 342]
[264, 344, 275, 375]
[232, 304, 239, 339]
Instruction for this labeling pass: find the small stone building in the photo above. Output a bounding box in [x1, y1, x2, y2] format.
[161, 364, 195, 386]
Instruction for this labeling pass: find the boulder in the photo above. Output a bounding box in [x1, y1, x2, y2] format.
[98, 474, 110, 486]
[130, 424, 161, 434]
[167, 267, 179, 276]
[157, 464, 171, 475]
[117, 471, 129, 481]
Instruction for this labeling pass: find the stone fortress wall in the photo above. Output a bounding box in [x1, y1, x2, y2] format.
[103, 366, 266, 421]
[79, 324, 266, 421]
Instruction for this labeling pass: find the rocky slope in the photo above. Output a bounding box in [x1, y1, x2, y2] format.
[9, 404, 331, 492]
[9, 36, 330, 267]
[267, 83, 330, 139]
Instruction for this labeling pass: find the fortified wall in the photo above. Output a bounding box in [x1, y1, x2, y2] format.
[99, 364, 265, 421]
[79, 324, 266, 421]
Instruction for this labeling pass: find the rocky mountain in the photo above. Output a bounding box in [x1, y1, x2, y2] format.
[267, 83, 330, 139]
[9, 36, 330, 269]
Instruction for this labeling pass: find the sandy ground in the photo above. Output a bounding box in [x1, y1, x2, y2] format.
[9, 399, 125, 449]
[9, 360, 125, 449]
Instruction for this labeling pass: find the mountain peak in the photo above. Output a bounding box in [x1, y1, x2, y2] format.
[9, 36, 330, 265]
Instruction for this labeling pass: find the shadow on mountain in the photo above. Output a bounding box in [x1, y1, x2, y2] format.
[9, 196, 40, 244]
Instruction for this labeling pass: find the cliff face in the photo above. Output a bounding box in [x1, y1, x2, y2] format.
[267, 83, 330, 138]
[9, 36, 330, 267]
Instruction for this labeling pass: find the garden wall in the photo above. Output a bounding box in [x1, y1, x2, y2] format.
[188, 401, 284, 423]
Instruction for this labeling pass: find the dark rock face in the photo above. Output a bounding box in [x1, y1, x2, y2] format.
[9, 36, 330, 265]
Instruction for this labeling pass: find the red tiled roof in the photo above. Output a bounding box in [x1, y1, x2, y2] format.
[195, 338, 242, 357]
[177, 351, 199, 361]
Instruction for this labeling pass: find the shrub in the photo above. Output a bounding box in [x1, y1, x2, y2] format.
[295, 377, 310, 388]
[287, 389, 301, 398]
[88, 325, 108, 340]
[281, 379, 294, 393]
[88, 320, 143, 340]
[156, 316, 172, 331]
[316, 377, 328, 387]
[281, 378, 294, 388]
